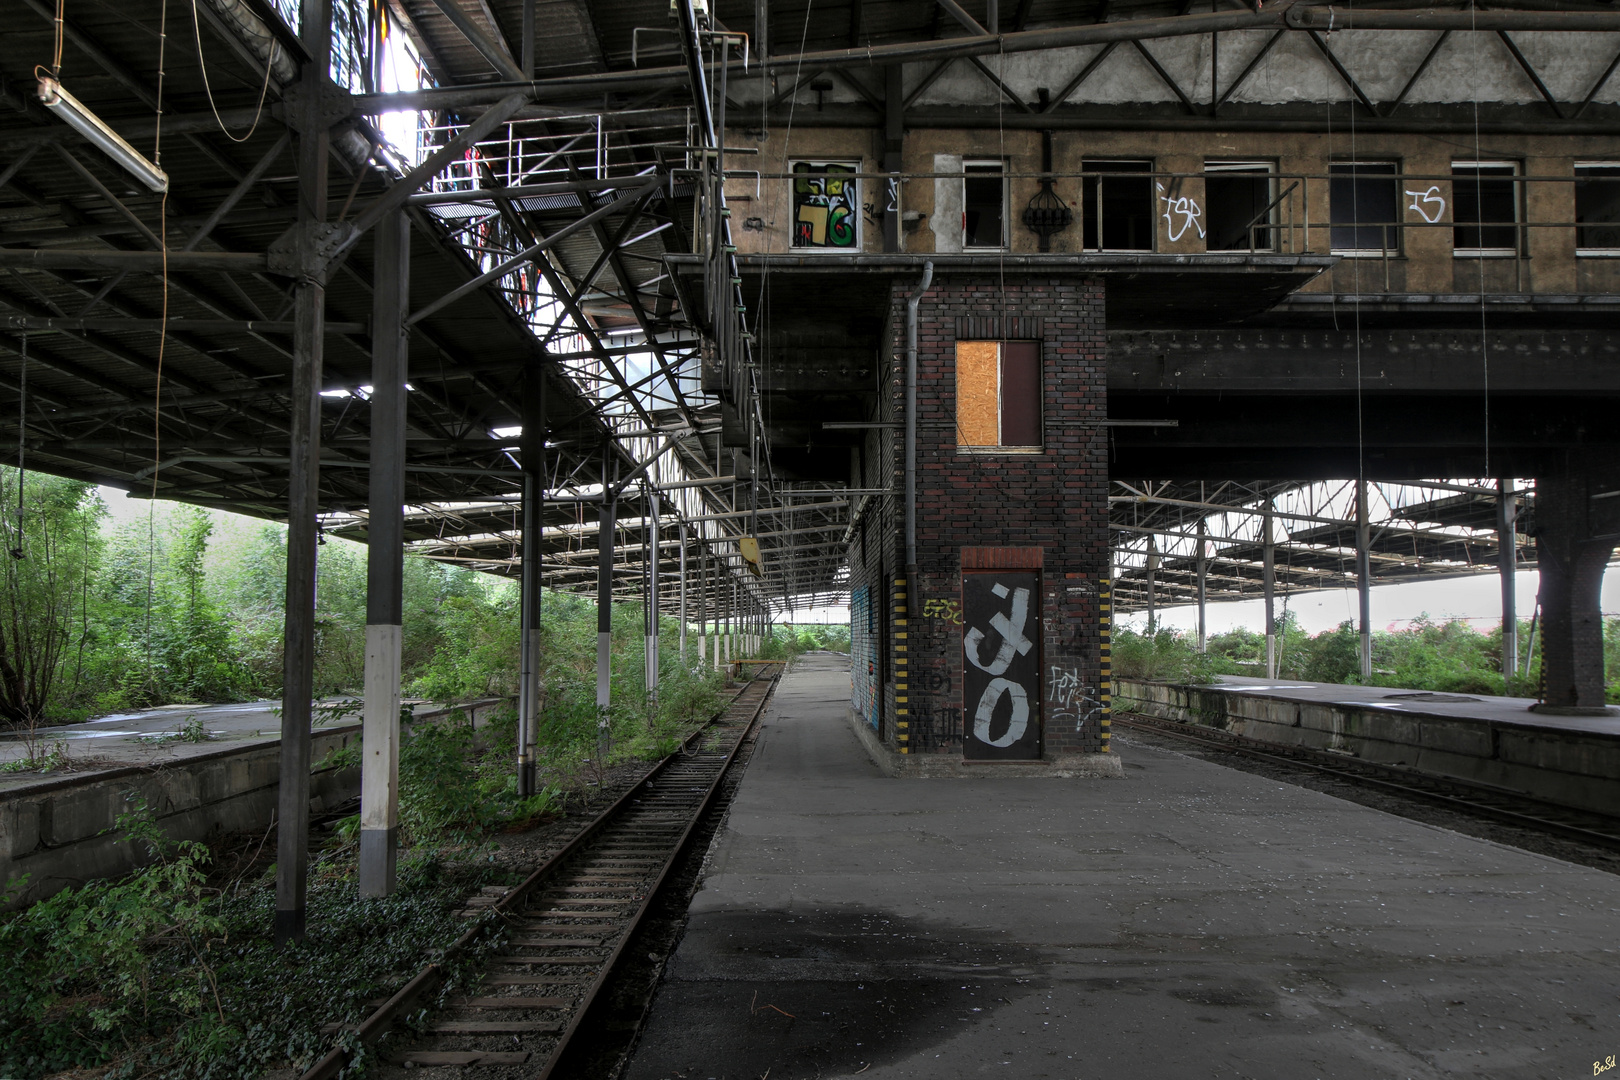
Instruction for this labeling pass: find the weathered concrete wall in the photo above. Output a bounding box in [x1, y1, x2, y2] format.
[1, 700, 508, 909]
[1114, 678, 1620, 815]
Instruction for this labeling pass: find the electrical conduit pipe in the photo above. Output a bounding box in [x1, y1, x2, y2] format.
[904, 260, 933, 578]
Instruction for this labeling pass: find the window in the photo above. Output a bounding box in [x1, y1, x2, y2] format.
[1453, 162, 1519, 255]
[1082, 160, 1153, 251]
[1330, 162, 1399, 254]
[963, 161, 1006, 249]
[956, 341, 1040, 450]
[1576, 163, 1620, 254]
[791, 160, 860, 249]
[1205, 162, 1276, 251]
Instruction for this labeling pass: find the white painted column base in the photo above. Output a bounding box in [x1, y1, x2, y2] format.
[360, 622, 401, 897]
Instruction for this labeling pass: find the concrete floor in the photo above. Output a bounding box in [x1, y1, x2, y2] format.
[623, 653, 1620, 1080]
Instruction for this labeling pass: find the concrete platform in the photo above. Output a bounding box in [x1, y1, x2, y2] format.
[624, 653, 1620, 1080]
[1, 697, 503, 907]
[1212, 676, 1620, 735]
[1115, 677, 1620, 817]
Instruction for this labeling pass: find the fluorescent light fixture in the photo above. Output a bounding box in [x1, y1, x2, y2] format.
[491, 425, 523, 439]
[37, 77, 169, 193]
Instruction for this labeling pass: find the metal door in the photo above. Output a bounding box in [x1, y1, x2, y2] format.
[961, 571, 1042, 759]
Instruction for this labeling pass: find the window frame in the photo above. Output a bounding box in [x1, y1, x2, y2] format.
[956, 339, 1043, 454]
[1329, 160, 1401, 258]
[788, 158, 862, 252]
[1574, 161, 1620, 258]
[962, 159, 1009, 251]
[1451, 160, 1522, 258]
[1204, 160, 1278, 253]
[1081, 158, 1155, 253]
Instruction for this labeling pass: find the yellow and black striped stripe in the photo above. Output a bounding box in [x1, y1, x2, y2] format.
[1100, 579, 1112, 754]
[893, 576, 909, 753]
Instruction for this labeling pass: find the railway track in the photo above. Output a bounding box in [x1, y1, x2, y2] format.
[302, 674, 777, 1079]
[1113, 711, 1620, 853]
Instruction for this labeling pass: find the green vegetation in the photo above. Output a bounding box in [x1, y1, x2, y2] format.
[1114, 613, 1620, 702]
[0, 470, 811, 1076]
[1, 799, 509, 1079]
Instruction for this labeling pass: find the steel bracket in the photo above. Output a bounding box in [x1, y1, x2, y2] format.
[267, 220, 356, 281]
[276, 82, 356, 133]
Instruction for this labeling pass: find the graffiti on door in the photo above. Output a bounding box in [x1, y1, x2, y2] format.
[961, 572, 1042, 759]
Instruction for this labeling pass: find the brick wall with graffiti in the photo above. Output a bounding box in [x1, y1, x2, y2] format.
[843, 272, 1111, 758]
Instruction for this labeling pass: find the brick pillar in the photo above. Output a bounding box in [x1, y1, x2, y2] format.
[887, 273, 1112, 757]
[1533, 472, 1619, 713]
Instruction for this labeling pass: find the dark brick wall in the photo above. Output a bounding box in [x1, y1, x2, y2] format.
[845, 273, 1111, 757]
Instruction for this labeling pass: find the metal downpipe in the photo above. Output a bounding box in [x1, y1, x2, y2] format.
[904, 260, 934, 577]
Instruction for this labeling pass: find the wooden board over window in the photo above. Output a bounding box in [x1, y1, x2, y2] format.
[955, 341, 1042, 449]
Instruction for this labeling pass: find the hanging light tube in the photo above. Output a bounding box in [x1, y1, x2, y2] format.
[36, 77, 169, 193]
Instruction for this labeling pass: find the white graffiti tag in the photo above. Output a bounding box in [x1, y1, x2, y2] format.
[1157, 182, 1205, 242]
[1405, 186, 1446, 224]
[1048, 664, 1101, 733]
[1050, 665, 1082, 709]
[963, 583, 1034, 676]
[973, 677, 1030, 747]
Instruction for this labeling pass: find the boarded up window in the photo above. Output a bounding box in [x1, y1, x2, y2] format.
[956, 341, 1041, 448]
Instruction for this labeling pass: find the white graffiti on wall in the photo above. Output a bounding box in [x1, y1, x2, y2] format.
[965, 582, 1036, 748]
[1157, 182, 1205, 242]
[1048, 664, 1102, 733]
[1405, 186, 1446, 224]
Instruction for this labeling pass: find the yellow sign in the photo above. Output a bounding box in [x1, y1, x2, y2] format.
[739, 536, 763, 577]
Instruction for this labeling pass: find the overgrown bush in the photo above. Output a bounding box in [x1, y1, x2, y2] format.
[0, 799, 509, 1079]
[1115, 612, 1620, 702]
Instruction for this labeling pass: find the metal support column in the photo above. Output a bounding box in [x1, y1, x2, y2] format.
[596, 485, 615, 753]
[1262, 502, 1276, 679]
[646, 487, 660, 699]
[1356, 478, 1373, 681]
[883, 65, 903, 252]
[699, 546, 709, 666]
[521, 0, 535, 78]
[678, 521, 688, 662]
[276, 0, 332, 946]
[517, 357, 544, 795]
[1498, 479, 1518, 681]
[1195, 516, 1207, 653]
[359, 209, 407, 898]
[1144, 534, 1156, 633]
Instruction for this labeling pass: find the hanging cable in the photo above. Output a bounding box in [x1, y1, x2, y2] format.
[51, 0, 66, 77]
[191, 0, 275, 143]
[145, 0, 172, 696]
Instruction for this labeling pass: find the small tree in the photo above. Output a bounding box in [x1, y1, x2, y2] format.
[0, 469, 104, 728]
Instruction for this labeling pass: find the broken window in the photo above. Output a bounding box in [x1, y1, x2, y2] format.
[1575, 163, 1620, 253]
[791, 160, 860, 249]
[1082, 160, 1153, 251]
[956, 341, 1041, 450]
[963, 161, 1006, 249]
[1330, 161, 1399, 254]
[1205, 161, 1276, 251]
[1453, 162, 1520, 254]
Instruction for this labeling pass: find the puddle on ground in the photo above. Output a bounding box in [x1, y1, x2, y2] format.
[628, 904, 1048, 1080]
